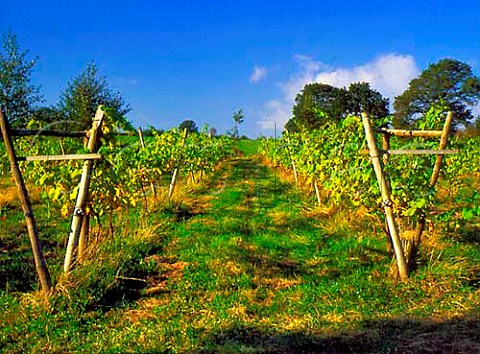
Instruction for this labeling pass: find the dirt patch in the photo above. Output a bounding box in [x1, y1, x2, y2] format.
[252, 275, 302, 290]
[142, 255, 188, 295]
[0, 184, 42, 208]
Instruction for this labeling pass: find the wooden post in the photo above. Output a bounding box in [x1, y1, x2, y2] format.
[77, 213, 89, 262]
[138, 127, 156, 198]
[430, 111, 453, 186]
[377, 128, 444, 138]
[381, 134, 390, 165]
[138, 126, 146, 148]
[0, 109, 52, 292]
[284, 130, 299, 185]
[64, 106, 104, 273]
[407, 112, 453, 268]
[362, 113, 408, 280]
[168, 128, 188, 199]
[313, 180, 322, 206]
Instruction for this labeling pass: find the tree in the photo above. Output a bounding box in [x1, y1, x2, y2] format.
[229, 109, 244, 139]
[30, 106, 64, 127]
[179, 119, 198, 133]
[393, 58, 480, 128]
[346, 82, 389, 119]
[0, 30, 43, 127]
[286, 82, 389, 131]
[291, 83, 347, 131]
[59, 62, 131, 130]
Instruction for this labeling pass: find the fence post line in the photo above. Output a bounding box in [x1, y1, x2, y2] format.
[0, 109, 52, 292]
[64, 106, 104, 273]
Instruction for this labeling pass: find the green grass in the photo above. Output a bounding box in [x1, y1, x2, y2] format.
[235, 138, 260, 156]
[1, 151, 479, 353]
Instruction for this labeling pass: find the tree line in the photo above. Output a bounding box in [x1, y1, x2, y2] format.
[1, 29, 479, 134]
[286, 58, 480, 132]
[0, 30, 246, 137]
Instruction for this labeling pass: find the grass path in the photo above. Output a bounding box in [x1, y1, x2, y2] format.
[114, 153, 479, 353]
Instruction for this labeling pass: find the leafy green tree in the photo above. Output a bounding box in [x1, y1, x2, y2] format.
[59, 62, 131, 130]
[287, 82, 388, 131]
[291, 83, 347, 131]
[30, 106, 65, 127]
[0, 30, 43, 127]
[346, 82, 389, 119]
[393, 58, 480, 128]
[179, 119, 198, 133]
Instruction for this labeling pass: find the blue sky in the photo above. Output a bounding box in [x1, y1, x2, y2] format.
[1, 1, 479, 136]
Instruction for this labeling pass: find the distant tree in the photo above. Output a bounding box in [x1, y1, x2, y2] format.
[0, 30, 43, 127]
[179, 119, 198, 133]
[30, 106, 64, 126]
[291, 83, 347, 131]
[287, 82, 389, 131]
[393, 58, 480, 128]
[59, 62, 132, 130]
[229, 109, 244, 139]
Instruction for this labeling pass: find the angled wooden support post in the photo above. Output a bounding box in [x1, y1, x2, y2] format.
[0, 109, 52, 292]
[362, 113, 409, 280]
[407, 111, 453, 267]
[64, 106, 104, 273]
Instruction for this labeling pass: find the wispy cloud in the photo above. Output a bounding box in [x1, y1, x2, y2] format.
[113, 77, 139, 86]
[249, 65, 268, 83]
[257, 54, 420, 132]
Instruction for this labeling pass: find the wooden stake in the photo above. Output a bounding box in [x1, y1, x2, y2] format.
[168, 128, 188, 199]
[0, 109, 52, 292]
[138, 127, 156, 198]
[381, 134, 390, 165]
[285, 130, 299, 185]
[64, 106, 104, 273]
[430, 111, 453, 186]
[77, 213, 90, 262]
[314, 180, 322, 206]
[138, 126, 146, 148]
[362, 113, 408, 280]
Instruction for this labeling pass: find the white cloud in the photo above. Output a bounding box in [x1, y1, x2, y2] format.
[257, 100, 291, 131]
[257, 54, 420, 133]
[257, 55, 326, 131]
[249, 65, 268, 83]
[315, 54, 418, 100]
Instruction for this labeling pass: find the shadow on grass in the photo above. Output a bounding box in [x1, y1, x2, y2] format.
[458, 225, 480, 244]
[200, 313, 480, 353]
[233, 236, 383, 285]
